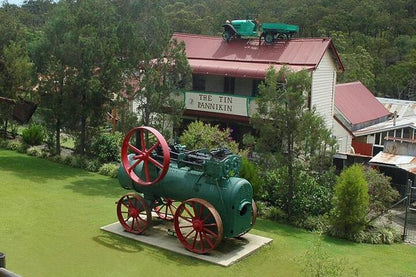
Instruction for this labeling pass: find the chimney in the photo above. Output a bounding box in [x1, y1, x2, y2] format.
[393, 111, 397, 126]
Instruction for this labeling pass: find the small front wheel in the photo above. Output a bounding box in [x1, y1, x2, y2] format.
[222, 30, 232, 42]
[116, 193, 151, 234]
[264, 32, 274, 44]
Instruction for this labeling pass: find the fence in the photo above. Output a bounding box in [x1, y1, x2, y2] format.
[390, 180, 416, 243]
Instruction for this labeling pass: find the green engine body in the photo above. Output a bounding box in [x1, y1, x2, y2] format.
[117, 149, 254, 238]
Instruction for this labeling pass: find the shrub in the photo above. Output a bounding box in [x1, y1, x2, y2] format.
[240, 156, 262, 199]
[27, 146, 43, 157]
[90, 132, 123, 164]
[179, 121, 238, 153]
[86, 159, 101, 172]
[349, 226, 401, 244]
[98, 163, 119, 178]
[5, 139, 26, 152]
[330, 164, 369, 237]
[263, 167, 333, 221]
[364, 167, 400, 216]
[22, 124, 45, 146]
[295, 214, 331, 233]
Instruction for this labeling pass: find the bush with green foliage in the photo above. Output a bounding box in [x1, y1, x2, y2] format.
[351, 226, 401, 244]
[364, 167, 400, 216]
[90, 132, 123, 164]
[179, 121, 238, 153]
[263, 167, 333, 221]
[98, 163, 119, 178]
[330, 164, 369, 237]
[22, 124, 45, 146]
[26, 146, 43, 157]
[240, 156, 262, 199]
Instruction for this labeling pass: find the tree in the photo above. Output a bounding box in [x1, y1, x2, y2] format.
[131, 38, 191, 138]
[251, 66, 335, 217]
[330, 164, 369, 236]
[34, 0, 122, 155]
[113, 0, 191, 139]
[0, 9, 33, 136]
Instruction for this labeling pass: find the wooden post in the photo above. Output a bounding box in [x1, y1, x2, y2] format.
[112, 108, 117, 133]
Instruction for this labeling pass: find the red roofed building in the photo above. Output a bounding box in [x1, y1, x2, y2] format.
[171, 33, 344, 139]
[333, 81, 391, 156]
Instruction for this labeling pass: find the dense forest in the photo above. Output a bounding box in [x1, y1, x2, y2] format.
[1, 0, 415, 99]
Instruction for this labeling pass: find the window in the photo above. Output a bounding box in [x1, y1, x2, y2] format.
[224, 77, 235, 94]
[252, 80, 261, 97]
[192, 74, 205, 91]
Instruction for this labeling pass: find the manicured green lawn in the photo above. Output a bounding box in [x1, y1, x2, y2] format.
[1, 149, 416, 276]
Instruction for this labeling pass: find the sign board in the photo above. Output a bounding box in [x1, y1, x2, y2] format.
[185, 92, 248, 117]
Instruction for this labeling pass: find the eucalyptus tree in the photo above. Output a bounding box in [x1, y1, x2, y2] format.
[115, 0, 191, 138]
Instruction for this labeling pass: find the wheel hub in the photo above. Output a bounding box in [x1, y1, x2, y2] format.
[129, 207, 139, 217]
[192, 219, 203, 232]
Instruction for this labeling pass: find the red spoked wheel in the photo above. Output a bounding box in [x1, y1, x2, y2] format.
[153, 197, 178, 221]
[121, 126, 170, 186]
[116, 193, 151, 234]
[174, 198, 223, 254]
[235, 200, 258, 237]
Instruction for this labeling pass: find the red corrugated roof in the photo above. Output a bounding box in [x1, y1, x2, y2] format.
[172, 33, 344, 79]
[335, 81, 391, 125]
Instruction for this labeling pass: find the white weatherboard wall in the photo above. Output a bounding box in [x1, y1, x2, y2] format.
[311, 51, 337, 130]
[333, 119, 352, 153]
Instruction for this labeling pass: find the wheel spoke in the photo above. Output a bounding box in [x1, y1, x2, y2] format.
[128, 143, 144, 155]
[179, 224, 193, 229]
[128, 157, 144, 173]
[140, 130, 146, 152]
[179, 214, 193, 223]
[183, 205, 195, 218]
[147, 142, 160, 155]
[148, 156, 163, 169]
[199, 234, 205, 252]
[202, 212, 212, 223]
[202, 232, 214, 248]
[198, 203, 204, 219]
[203, 227, 218, 238]
[168, 204, 176, 216]
[185, 229, 195, 239]
[192, 232, 198, 249]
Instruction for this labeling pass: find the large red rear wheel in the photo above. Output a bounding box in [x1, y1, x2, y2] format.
[121, 126, 170, 186]
[116, 193, 151, 234]
[174, 198, 223, 254]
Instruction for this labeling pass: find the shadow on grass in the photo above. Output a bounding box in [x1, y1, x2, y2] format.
[0, 153, 90, 183]
[65, 177, 125, 198]
[93, 232, 143, 253]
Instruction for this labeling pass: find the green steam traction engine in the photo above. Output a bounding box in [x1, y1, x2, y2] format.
[116, 126, 257, 254]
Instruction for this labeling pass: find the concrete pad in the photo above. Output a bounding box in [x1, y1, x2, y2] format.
[101, 218, 272, 267]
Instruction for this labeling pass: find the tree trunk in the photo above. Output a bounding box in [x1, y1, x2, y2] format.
[80, 116, 86, 155]
[287, 133, 294, 218]
[55, 119, 61, 155]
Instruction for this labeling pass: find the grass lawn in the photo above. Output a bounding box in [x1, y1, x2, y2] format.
[1, 149, 416, 276]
